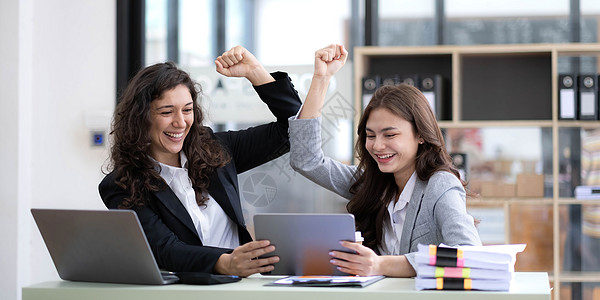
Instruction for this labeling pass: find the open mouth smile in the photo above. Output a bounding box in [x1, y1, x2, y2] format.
[165, 132, 184, 138]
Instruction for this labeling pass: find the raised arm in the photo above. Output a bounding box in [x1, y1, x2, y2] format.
[215, 45, 274, 85]
[289, 44, 356, 199]
[298, 44, 348, 119]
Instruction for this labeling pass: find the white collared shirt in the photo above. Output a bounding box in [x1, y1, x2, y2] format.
[378, 171, 417, 255]
[156, 152, 239, 249]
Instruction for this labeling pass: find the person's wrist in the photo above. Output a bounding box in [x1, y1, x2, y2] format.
[214, 253, 231, 275]
[246, 66, 273, 85]
[378, 255, 394, 276]
[312, 74, 332, 82]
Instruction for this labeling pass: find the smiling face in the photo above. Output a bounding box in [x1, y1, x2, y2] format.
[149, 84, 194, 167]
[365, 107, 423, 185]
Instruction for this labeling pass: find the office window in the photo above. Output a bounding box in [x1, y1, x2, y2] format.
[378, 0, 436, 46]
[445, 0, 570, 44]
[581, 0, 600, 43]
[147, 0, 352, 67]
[146, 0, 169, 64]
[179, 0, 213, 68]
[144, 0, 213, 68]
[225, 0, 252, 51]
[254, 0, 351, 65]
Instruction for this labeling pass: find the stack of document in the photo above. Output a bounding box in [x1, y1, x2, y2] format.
[414, 243, 526, 291]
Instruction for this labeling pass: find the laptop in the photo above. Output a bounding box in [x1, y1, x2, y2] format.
[31, 208, 179, 285]
[253, 213, 357, 276]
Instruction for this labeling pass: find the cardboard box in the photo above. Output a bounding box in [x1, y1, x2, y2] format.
[481, 182, 516, 198]
[520, 160, 538, 174]
[467, 179, 483, 195]
[516, 174, 544, 197]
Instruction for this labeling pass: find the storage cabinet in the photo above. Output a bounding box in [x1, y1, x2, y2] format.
[353, 43, 600, 300]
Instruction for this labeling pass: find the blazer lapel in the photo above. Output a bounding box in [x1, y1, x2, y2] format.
[399, 178, 426, 254]
[150, 164, 246, 242]
[208, 166, 246, 226]
[152, 187, 198, 237]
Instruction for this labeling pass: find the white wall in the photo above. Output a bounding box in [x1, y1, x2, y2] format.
[0, 1, 25, 300]
[0, 1, 115, 299]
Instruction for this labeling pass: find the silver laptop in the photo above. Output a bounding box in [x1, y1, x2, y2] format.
[31, 208, 179, 285]
[253, 213, 356, 276]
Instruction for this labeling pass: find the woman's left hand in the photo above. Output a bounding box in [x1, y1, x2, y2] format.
[329, 241, 383, 276]
[314, 44, 348, 78]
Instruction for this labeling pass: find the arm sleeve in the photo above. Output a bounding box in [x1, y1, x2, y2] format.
[405, 174, 482, 270]
[216, 72, 302, 174]
[288, 116, 358, 200]
[434, 187, 482, 247]
[99, 175, 230, 273]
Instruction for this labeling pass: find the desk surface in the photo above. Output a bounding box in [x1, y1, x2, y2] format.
[23, 272, 550, 300]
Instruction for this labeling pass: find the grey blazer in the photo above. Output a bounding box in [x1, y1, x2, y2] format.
[288, 117, 481, 269]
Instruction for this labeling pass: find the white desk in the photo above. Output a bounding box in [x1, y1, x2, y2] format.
[22, 272, 550, 300]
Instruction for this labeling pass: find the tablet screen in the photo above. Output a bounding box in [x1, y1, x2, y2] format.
[253, 213, 356, 276]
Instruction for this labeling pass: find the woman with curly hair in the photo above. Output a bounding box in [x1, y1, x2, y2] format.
[99, 46, 301, 277]
[289, 44, 480, 277]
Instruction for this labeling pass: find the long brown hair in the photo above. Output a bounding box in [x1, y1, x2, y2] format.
[105, 62, 231, 208]
[348, 84, 464, 251]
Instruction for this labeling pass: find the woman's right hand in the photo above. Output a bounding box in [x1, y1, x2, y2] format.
[214, 240, 279, 277]
[214, 45, 274, 86]
[314, 44, 348, 78]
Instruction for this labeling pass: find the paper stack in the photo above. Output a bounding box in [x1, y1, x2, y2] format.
[414, 243, 526, 291]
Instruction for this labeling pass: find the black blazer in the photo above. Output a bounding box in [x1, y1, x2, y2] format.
[99, 72, 301, 273]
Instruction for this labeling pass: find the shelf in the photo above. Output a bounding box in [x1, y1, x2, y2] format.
[354, 43, 600, 56]
[558, 272, 600, 282]
[461, 53, 552, 121]
[440, 120, 600, 128]
[469, 198, 600, 205]
[353, 43, 600, 300]
[557, 198, 600, 205]
[438, 120, 554, 128]
[556, 121, 600, 128]
[468, 197, 554, 205]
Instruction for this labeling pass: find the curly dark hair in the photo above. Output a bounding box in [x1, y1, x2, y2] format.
[105, 62, 231, 209]
[348, 84, 466, 251]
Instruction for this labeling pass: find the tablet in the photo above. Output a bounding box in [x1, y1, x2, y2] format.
[253, 213, 356, 276]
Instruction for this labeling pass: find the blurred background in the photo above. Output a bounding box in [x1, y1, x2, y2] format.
[2, 1, 600, 299]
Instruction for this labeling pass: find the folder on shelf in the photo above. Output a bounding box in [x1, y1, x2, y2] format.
[450, 152, 468, 181]
[361, 75, 380, 109]
[419, 74, 446, 120]
[574, 185, 600, 200]
[399, 74, 419, 87]
[558, 74, 577, 120]
[578, 74, 599, 120]
[381, 74, 400, 87]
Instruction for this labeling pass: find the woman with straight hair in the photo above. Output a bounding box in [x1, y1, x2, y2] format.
[289, 44, 481, 277]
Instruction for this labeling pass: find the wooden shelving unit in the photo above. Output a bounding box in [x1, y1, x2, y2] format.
[354, 43, 600, 300]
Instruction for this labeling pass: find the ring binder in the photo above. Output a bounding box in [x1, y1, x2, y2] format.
[400, 74, 419, 87]
[419, 74, 446, 120]
[381, 74, 400, 87]
[361, 75, 380, 109]
[559, 74, 577, 120]
[578, 74, 599, 120]
[450, 153, 468, 181]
